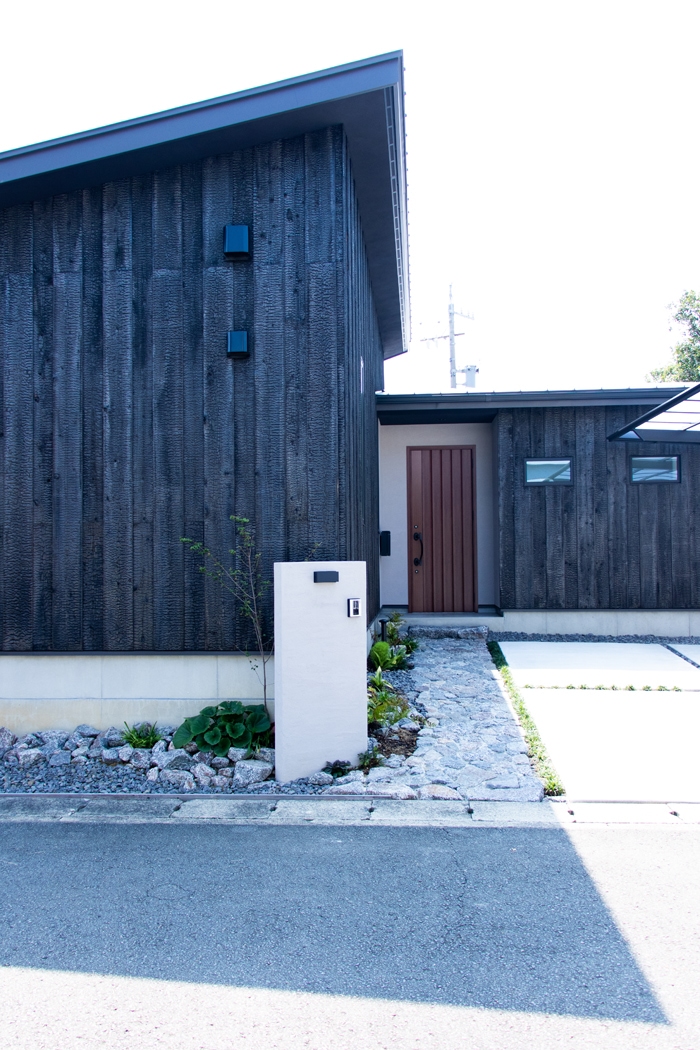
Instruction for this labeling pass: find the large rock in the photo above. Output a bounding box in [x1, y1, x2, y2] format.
[101, 748, 121, 765]
[160, 769, 195, 791]
[325, 782, 366, 795]
[366, 783, 417, 799]
[307, 771, 333, 786]
[256, 747, 275, 766]
[49, 750, 71, 767]
[210, 757, 230, 769]
[37, 731, 69, 750]
[75, 724, 100, 738]
[193, 762, 216, 780]
[103, 727, 125, 748]
[164, 750, 195, 771]
[227, 747, 249, 763]
[0, 727, 17, 756]
[231, 760, 273, 788]
[130, 749, 151, 769]
[18, 749, 44, 768]
[118, 744, 134, 763]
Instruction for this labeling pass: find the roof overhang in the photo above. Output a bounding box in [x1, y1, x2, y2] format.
[377, 387, 684, 425]
[0, 53, 409, 358]
[607, 383, 700, 442]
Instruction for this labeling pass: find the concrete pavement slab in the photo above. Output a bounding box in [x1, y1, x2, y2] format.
[469, 800, 568, 824]
[368, 799, 473, 824]
[500, 640, 700, 689]
[524, 689, 700, 801]
[269, 799, 372, 823]
[566, 802, 680, 823]
[171, 798, 277, 821]
[0, 796, 81, 821]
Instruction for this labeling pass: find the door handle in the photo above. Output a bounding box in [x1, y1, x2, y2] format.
[413, 532, 423, 566]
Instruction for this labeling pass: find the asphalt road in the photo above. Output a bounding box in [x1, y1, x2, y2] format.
[0, 821, 698, 1049]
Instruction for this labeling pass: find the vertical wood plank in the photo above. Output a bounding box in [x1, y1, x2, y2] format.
[181, 161, 205, 650]
[52, 193, 83, 649]
[32, 197, 54, 649]
[102, 179, 134, 649]
[152, 166, 184, 650]
[131, 173, 154, 650]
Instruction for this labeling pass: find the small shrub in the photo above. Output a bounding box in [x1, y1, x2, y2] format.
[123, 722, 161, 748]
[369, 641, 408, 671]
[358, 745, 384, 771]
[323, 760, 351, 779]
[173, 701, 271, 757]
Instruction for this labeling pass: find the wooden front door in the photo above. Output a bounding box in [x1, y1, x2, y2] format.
[407, 446, 478, 613]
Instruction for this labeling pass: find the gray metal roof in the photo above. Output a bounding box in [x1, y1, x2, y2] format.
[608, 382, 700, 442]
[0, 53, 409, 358]
[377, 387, 685, 425]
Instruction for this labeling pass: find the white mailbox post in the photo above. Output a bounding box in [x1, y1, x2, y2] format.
[274, 561, 367, 783]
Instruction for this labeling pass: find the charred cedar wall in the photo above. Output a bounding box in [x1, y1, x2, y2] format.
[0, 126, 382, 651]
[497, 406, 700, 609]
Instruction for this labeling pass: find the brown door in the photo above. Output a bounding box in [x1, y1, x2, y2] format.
[407, 446, 478, 613]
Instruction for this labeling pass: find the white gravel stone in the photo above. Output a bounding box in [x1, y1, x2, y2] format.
[227, 747, 249, 763]
[307, 771, 334, 786]
[160, 770, 195, 791]
[18, 749, 43, 768]
[118, 744, 134, 763]
[146, 766, 159, 783]
[325, 781, 366, 795]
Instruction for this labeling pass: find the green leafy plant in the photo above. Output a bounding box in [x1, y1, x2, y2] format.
[173, 701, 271, 758]
[385, 611, 419, 654]
[367, 670, 409, 727]
[123, 722, 161, 748]
[181, 517, 272, 719]
[358, 745, 384, 771]
[323, 760, 351, 779]
[487, 640, 564, 797]
[369, 640, 409, 671]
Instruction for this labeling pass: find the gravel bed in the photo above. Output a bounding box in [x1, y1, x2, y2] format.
[1, 627, 548, 801]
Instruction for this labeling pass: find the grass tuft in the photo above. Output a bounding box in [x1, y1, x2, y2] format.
[487, 640, 565, 797]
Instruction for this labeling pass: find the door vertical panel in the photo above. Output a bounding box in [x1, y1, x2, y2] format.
[408, 445, 477, 613]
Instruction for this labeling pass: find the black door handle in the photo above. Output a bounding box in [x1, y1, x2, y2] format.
[413, 532, 423, 566]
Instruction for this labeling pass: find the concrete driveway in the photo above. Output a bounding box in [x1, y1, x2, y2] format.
[0, 816, 699, 1049]
[499, 641, 700, 802]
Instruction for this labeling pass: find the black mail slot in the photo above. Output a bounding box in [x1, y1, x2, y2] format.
[314, 571, 339, 583]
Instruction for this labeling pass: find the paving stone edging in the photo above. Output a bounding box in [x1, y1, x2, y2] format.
[0, 795, 697, 826]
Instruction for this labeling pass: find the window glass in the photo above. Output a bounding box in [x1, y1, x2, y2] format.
[630, 456, 679, 483]
[525, 459, 572, 485]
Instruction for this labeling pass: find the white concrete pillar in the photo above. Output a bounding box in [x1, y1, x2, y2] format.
[274, 561, 367, 783]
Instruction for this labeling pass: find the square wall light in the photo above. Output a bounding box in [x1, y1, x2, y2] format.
[227, 331, 249, 357]
[223, 225, 250, 259]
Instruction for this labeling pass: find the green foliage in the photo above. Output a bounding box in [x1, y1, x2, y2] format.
[487, 640, 565, 797]
[369, 640, 409, 671]
[358, 745, 384, 771]
[123, 722, 161, 748]
[181, 517, 273, 720]
[173, 701, 271, 758]
[385, 611, 418, 654]
[322, 760, 351, 779]
[367, 670, 409, 727]
[649, 290, 700, 382]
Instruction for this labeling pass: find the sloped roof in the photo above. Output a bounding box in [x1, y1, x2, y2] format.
[607, 383, 700, 442]
[0, 53, 409, 358]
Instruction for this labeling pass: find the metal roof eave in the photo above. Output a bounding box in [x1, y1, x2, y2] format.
[0, 52, 409, 359]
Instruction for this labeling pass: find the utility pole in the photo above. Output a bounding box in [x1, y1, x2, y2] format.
[421, 286, 477, 389]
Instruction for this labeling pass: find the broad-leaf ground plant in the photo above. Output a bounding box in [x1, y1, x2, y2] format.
[181, 516, 272, 720]
[173, 701, 271, 757]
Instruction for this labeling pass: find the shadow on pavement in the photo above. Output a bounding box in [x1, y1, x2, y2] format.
[0, 823, 666, 1023]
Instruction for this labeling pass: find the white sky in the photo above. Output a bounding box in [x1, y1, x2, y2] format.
[2, 0, 699, 394]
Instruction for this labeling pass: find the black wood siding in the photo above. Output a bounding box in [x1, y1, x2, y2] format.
[497, 406, 700, 609]
[0, 126, 382, 651]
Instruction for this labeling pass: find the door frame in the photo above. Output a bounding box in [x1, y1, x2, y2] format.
[406, 445, 479, 613]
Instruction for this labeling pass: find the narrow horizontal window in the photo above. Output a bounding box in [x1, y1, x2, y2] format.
[630, 456, 680, 483]
[524, 459, 572, 485]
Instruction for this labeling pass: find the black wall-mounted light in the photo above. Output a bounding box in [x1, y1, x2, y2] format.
[223, 225, 250, 259]
[314, 571, 339, 583]
[227, 331, 249, 357]
[379, 531, 391, 556]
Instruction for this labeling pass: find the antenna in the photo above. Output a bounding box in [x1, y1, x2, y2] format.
[420, 285, 478, 389]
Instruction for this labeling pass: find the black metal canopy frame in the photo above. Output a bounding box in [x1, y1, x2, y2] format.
[607, 382, 700, 443]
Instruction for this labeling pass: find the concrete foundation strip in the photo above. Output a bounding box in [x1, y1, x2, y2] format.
[0, 795, 697, 825]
